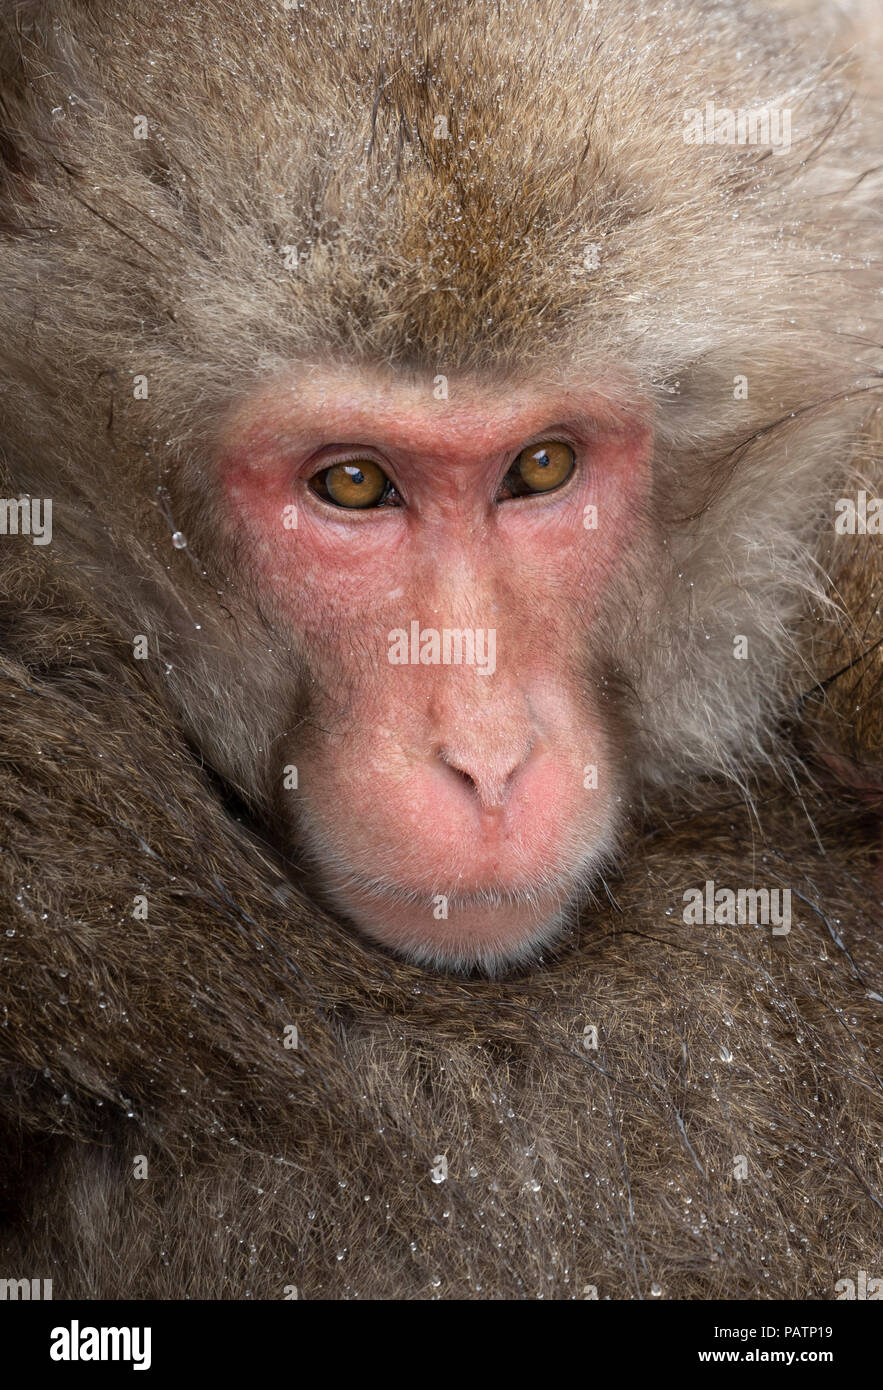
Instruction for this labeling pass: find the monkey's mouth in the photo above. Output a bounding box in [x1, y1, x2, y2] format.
[292, 760, 621, 970]
[314, 857, 603, 973]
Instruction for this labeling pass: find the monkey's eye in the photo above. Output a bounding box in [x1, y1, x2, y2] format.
[310, 459, 397, 509]
[498, 441, 575, 500]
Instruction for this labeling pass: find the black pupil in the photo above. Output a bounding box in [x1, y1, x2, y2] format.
[349, 468, 365, 485]
[535, 451, 550, 468]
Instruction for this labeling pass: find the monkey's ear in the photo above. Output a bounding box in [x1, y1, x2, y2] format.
[802, 406, 883, 791]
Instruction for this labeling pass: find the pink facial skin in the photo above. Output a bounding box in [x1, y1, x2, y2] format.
[219, 365, 654, 971]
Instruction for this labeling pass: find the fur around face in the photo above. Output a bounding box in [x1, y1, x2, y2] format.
[0, 543, 880, 1299]
[0, 0, 881, 1298]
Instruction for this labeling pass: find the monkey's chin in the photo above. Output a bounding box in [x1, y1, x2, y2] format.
[330, 881, 578, 975]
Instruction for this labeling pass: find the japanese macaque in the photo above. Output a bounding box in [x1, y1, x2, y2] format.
[0, 0, 881, 1301]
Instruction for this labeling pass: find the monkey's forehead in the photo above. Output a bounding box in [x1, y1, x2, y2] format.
[219, 363, 642, 447]
[0, 1, 869, 391]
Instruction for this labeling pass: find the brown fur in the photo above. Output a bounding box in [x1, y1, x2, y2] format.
[0, 541, 880, 1298]
[0, 0, 881, 1298]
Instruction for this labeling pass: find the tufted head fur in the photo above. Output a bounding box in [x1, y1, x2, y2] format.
[0, 0, 881, 1298]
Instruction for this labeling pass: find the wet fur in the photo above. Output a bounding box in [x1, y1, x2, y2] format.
[0, 0, 881, 1297]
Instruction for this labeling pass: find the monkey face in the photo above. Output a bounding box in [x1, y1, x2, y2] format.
[216, 365, 654, 970]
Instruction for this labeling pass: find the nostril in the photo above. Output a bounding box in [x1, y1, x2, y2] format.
[449, 763, 477, 793]
[436, 742, 531, 810]
[438, 753, 482, 798]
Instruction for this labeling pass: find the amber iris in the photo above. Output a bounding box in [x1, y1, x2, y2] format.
[516, 441, 574, 493]
[317, 459, 390, 508]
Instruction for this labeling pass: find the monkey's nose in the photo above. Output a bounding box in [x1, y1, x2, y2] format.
[436, 740, 532, 812]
